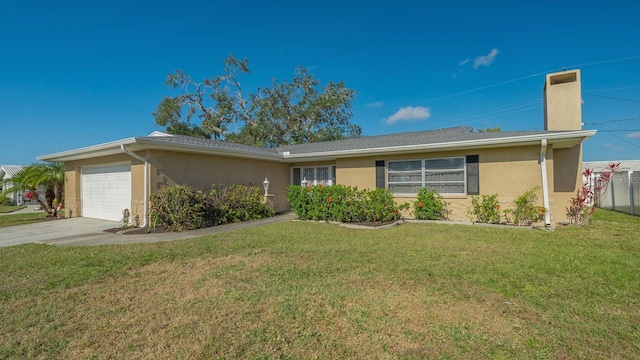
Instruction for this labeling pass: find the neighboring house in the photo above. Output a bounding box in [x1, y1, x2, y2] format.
[583, 160, 640, 216]
[1, 165, 25, 205]
[0, 165, 47, 205]
[38, 69, 594, 227]
[583, 160, 640, 173]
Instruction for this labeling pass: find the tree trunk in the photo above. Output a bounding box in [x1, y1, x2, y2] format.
[31, 188, 51, 215]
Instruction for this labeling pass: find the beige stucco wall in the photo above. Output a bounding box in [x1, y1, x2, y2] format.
[326, 144, 579, 227]
[62, 141, 582, 228]
[544, 70, 582, 131]
[64, 153, 146, 222]
[64, 150, 289, 225]
[149, 150, 290, 213]
[550, 145, 582, 225]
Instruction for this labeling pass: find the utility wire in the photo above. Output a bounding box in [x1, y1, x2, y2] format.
[363, 54, 640, 125]
[594, 125, 640, 148]
[415, 55, 640, 106]
[584, 85, 640, 93]
[584, 118, 640, 125]
[583, 93, 640, 103]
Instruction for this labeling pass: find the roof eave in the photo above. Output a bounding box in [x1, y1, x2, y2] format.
[281, 130, 597, 162]
[135, 138, 282, 161]
[37, 137, 282, 162]
[37, 138, 139, 162]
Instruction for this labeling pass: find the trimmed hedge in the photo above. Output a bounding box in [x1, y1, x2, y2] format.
[149, 184, 274, 231]
[287, 184, 407, 223]
[210, 184, 275, 224]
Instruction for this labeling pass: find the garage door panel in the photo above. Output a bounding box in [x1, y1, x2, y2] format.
[82, 163, 131, 221]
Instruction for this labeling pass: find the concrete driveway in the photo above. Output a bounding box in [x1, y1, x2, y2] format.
[0, 212, 297, 247]
[0, 217, 120, 247]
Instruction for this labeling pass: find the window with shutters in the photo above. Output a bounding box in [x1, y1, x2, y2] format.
[387, 157, 466, 195]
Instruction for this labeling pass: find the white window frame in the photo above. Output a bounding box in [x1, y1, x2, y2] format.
[291, 165, 336, 186]
[387, 157, 466, 195]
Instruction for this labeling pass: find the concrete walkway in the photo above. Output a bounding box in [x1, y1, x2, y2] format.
[0, 204, 46, 216]
[0, 212, 297, 247]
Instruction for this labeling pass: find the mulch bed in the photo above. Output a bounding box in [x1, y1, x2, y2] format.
[103, 227, 171, 235]
[348, 220, 400, 227]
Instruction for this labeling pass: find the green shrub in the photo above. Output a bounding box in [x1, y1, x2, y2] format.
[149, 184, 275, 231]
[210, 184, 275, 224]
[468, 194, 501, 223]
[412, 188, 450, 220]
[1, 197, 12, 206]
[511, 186, 545, 226]
[287, 185, 407, 223]
[149, 185, 214, 231]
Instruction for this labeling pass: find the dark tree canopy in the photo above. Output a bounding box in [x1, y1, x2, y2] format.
[153, 55, 361, 146]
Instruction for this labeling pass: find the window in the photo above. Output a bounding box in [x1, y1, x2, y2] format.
[387, 157, 466, 194]
[291, 166, 335, 186]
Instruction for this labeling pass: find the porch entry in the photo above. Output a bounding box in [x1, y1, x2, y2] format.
[291, 165, 336, 186]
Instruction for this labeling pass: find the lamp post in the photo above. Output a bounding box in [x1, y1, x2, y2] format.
[263, 177, 269, 195]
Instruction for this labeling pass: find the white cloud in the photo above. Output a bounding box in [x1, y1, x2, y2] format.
[473, 48, 499, 69]
[458, 58, 470, 66]
[626, 132, 640, 139]
[382, 106, 431, 125]
[367, 101, 384, 108]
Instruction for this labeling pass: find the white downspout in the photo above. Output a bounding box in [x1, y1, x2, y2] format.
[540, 139, 551, 227]
[121, 145, 148, 228]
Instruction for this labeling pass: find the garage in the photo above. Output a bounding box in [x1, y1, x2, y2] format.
[81, 163, 131, 221]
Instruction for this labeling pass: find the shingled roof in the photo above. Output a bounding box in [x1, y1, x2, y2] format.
[276, 126, 570, 154]
[136, 133, 280, 157]
[38, 127, 596, 162]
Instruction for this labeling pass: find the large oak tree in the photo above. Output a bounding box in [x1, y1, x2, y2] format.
[153, 55, 361, 147]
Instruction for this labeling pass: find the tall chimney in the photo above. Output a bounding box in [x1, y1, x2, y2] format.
[543, 69, 582, 130]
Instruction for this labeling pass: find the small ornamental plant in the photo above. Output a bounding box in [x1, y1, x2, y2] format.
[511, 186, 545, 226]
[413, 188, 450, 220]
[122, 208, 131, 228]
[467, 194, 501, 224]
[567, 162, 620, 226]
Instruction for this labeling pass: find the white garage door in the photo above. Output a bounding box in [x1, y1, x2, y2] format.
[82, 163, 131, 221]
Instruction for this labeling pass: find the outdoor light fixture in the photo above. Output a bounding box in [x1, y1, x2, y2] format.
[263, 177, 269, 195]
[301, 177, 308, 187]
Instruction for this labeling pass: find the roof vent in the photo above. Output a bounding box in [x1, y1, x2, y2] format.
[148, 131, 175, 137]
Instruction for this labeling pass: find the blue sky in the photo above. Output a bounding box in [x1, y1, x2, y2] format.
[2, 0, 639, 164]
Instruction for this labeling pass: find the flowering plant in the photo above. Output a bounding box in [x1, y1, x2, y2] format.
[413, 188, 449, 220]
[566, 162, 619, 225]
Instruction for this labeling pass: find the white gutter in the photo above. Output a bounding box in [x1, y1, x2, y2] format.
[540, 139, 551, 227]
[121, 145, 148, 228]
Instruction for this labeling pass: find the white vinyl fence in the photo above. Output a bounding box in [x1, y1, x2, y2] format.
[598, 171, 639, 216]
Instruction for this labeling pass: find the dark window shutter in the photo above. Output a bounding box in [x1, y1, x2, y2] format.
[292, 168, 301, 186]
[375, 160, 385, 188]
[466, 155, 479, 195]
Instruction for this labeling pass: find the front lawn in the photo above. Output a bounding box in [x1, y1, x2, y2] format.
[1, 209, 638, 358]
[0, 205, 26, 214]
[0, 212, 47, 228]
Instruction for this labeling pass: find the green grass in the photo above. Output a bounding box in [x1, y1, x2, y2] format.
[0, 212, 47, 228]
[1, 209, 639, 359]
[0, 205, 26, 214]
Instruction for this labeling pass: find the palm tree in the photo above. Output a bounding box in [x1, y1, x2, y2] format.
[1, 162, 64, 215]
